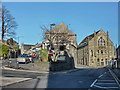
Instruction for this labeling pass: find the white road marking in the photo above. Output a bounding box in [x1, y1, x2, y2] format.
[90, 79, 98, 87]
[98, 72, 106, 78]
[90, 72, 106, 87]
[97, 80, 115, 81]
[90, 71, 119, 89]
[98, 74, 103, 78]
[95, 83, 117, 84]
[93, 84, 119, 89]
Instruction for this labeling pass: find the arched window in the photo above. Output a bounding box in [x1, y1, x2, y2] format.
[97, 58, 100, 66]
[90, 50, 93, 57]
[98, 37, 106, 46]
[97, 58, 100, 62]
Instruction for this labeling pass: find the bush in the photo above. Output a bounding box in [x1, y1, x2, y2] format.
[0, 44, 9, 57]
[38, 49, 48, 61]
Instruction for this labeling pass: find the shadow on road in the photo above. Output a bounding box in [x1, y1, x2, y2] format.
[33, 78, 40, 90]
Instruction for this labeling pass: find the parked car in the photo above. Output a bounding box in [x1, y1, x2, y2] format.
[57, 55, 66, 61]
[17, 54, 30, 64]
[31, 54, 37, 61]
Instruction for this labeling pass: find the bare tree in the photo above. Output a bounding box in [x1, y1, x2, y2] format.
[40, 25, 49, 41]
[0, 6, 18, 42]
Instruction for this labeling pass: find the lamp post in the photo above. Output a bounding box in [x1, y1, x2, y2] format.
[50, 23, 55, 30]
[16, 36, 24, 47]
[16, 36, 24, 57]
[49, 23, 55, 50]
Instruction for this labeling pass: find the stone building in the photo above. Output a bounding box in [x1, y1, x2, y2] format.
[0, 38, 20, 58]
[45, 23, 77, 50]
[21, 43, 35, 54]
[45, 23, 78, 66]
[77, 30, 115, 67]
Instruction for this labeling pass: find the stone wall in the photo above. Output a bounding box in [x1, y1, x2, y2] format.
[49, 51, 75, 71]
[68, 44, 78, 67]
[33, 61, 50, 71]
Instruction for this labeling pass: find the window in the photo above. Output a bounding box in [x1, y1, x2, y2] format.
[97, 50, 99, 54]
[98, 37, 106, 46]
[101, 50, 103, 54]
[97, 58, 100, 62]
[97, 58, 100, 66]
[101, 59, 104, 61]
[90, 50, 93, 57]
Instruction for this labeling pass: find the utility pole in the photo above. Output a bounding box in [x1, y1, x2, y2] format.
[16, 36, 24, 48]
[16, 36, 23, 57]
[49, 23, 55, 50]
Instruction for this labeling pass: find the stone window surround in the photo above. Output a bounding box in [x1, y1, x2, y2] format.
[97, 50, 107, 54]
[98, 36, 106, 46]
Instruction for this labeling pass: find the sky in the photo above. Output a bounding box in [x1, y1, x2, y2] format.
[2, 2, 118, 46]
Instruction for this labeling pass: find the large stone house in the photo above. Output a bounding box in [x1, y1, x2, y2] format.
[45, 23, 78, 66]
[77, 30, 115, 67]
[45, 23, 77, 50]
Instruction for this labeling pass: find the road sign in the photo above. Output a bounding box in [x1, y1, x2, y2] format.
[48, 50, 53, 56]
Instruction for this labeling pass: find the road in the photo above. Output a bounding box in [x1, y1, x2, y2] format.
[1, 67, 120, 89]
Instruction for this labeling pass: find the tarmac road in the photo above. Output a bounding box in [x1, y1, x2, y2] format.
[2, 67, 120, 89]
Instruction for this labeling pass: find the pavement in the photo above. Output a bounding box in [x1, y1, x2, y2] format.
[1, 65, 80, 74]
[1, 59, 85, 74]
[1, 76, 32, 86]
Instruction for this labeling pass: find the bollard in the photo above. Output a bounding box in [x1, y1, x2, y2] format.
[8, 60, 12, 67]
[16, 61, 19, 69]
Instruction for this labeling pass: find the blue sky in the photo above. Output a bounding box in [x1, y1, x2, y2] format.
[3, 2, 118, 46]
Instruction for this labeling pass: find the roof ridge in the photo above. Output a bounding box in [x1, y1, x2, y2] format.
[79, 30, 103, 45]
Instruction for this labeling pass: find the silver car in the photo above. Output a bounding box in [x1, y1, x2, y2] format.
[17, 54, 30, 64]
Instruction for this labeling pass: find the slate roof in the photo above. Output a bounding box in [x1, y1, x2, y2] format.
[78, 30, 104, 48]
[22, 44, 35, 50]
[46, 23, 76, 36]
[79, 30, 100, 45]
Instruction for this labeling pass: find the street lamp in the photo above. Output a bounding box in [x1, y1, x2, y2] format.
[49, 23, 55, 50]
[16, 36, 24, 47]
[16, 36, 24, 57]
[50, 23, 55, 30]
